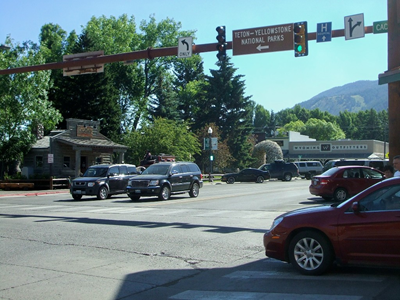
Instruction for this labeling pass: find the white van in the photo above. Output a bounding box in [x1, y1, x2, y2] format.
[294, 161, 324, 179]
[323, 159, 389, 172]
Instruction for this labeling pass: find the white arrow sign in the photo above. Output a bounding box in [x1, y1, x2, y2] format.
[178, 37, 193, 58]
[256, 45, 270, 51]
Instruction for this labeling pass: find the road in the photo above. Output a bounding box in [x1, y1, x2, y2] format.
[1, 179, 399, 300]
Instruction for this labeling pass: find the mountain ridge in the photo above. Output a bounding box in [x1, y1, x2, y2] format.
[297, 80, 388, 115]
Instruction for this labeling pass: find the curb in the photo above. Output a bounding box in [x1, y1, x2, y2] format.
[0, 190, 70, 197]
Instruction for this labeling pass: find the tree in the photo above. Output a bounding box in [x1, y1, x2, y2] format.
[123, 118, 200, 165]
[0, 39, 62, 177]
[205, 57, 255, 169]
[303, 118, 345, 140]
[195, 123, 234, 173]
[253, 104, 270, 131]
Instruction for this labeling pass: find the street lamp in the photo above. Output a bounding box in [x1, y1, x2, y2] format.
[208, 127, 213, 182]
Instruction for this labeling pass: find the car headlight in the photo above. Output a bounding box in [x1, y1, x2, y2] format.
[88, 182, 95, 187]
[270, 217, 283, 231]
[149, 179, 159, 186]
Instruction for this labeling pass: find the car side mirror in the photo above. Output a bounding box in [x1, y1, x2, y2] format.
[352, 201, 360, 213]
[171, 170, 179, 175]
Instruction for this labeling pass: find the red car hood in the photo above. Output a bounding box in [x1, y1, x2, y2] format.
[278, 204, 337, 219]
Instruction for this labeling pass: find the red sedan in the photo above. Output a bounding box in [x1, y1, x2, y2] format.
[309, 165, 385, 201]
[264, 177, 400, 275]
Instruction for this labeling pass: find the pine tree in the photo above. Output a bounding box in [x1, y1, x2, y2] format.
[205, 57, 255, 169]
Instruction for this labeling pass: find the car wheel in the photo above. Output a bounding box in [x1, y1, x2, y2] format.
[129, 195, 140, 201]
[158, 185, 171, 200]
[97, 186, 109, 200]
[256, 176, 264, 183]
[72, 194, 82, 200]
[283, 173, 292, 181]
[189, 182, 200, 197]
[289, 230, 333, 275]
[227, 177, 235, 184]
[333, 188, 348, 202]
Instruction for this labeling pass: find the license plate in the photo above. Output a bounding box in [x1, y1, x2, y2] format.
[75, 190, 82, 194]
[135, 190, 141, 194]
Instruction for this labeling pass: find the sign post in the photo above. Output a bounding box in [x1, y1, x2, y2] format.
[232, 23, 293, 56]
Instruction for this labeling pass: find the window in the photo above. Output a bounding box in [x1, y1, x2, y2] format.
[358, 185, 400, 211]
[120, 166, 128, 175]
[171, 165, 181, 174]
[63, 156, 70, 168]
[108, 166, 119, 176]
[36, 156, 43, 167]
[127, 166, 137, 175]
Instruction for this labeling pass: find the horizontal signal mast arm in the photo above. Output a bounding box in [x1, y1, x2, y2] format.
[0, 42, 231, 75]
[0, 25, 373, 75]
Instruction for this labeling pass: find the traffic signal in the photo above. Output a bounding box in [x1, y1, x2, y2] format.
[216, 26, 227, 61]
[293, 21, 308, 57]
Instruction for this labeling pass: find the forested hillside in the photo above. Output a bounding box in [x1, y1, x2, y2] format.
[298, 80, 387, 115]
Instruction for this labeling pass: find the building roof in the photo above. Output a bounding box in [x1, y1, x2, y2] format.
[31, 129, 128, 152]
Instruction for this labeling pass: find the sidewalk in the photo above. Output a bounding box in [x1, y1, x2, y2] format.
[0, 188, 70, 198]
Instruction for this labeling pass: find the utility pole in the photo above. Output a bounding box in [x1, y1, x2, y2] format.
[387, 0, 400, 162]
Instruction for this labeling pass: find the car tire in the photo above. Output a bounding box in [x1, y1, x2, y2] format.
[129, 195, 140, 201]
[189, 182, 200, 197]
[256, 176, 264, 183]
[158, 185, 171, 200]
[283, 173, 292, 181]
[289, 230, 333, 275]
[97, 186, 109, 200]
[333, 188, 348, 202]
[72, 194, 82, 200]
[227, 177, 235, 184]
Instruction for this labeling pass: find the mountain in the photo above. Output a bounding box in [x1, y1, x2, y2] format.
[298, 80, 388, 115]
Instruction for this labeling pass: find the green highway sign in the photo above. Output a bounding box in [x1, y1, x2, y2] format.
[373, 20, 388, 34]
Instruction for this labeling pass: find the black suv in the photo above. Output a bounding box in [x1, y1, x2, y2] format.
[258, 160, 299, 181]
[70, 164, 138, 200]
[126, 162, 203, 201]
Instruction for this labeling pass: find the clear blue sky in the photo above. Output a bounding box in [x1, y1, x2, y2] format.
[1, 0, 388, 112]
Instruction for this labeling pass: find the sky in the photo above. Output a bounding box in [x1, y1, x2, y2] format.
[0, 0, 388, 112]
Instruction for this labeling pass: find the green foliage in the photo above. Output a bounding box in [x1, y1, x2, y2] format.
[303, 118, 345, 140]
[253, 104, 270, 130]
[205, 57, 256, 169]
[123, 118, 200, 165]
[0, 38, 62, 167]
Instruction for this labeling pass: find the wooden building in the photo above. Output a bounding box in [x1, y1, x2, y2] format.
[23, 118, 128, 178]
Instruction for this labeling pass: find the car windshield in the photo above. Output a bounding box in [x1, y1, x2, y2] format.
[141, 164, 170, 175]
[83, 167, 108, 177]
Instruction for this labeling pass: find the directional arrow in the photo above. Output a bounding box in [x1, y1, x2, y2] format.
[256, 44, 270, 51]
[348, 17, 362, 38]
[181, 39, 189, 51]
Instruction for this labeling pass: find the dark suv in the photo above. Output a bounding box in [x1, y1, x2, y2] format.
[258, 160, 299, 181]
[126, 162, 203, 201]
[70, 164, 138, 200]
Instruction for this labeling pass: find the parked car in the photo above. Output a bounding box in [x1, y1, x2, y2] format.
[323, 158, 389, 172]
[294, 161, 323, 179]
[309, 165, 385, 201]
[258, 160, 299, 181]
[70, 164, 138, 200]
[221, 168, 270, 184]
[126, 162, 203, 201]
[264, 177, 400, 275]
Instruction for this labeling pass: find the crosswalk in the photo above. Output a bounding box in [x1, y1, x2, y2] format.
[166, 267, 388, 300]
[0, 203, 277, 219]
